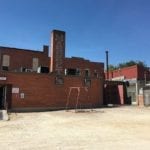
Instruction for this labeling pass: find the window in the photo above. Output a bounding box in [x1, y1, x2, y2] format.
[32, 58, 39, 71]
[2, 66, 8, 71]
[85, 69, 90, 77]
[2, 55, 10, 71]
[37, 66, 49, 73]
[84, 78, 91, 87]
[94, 70, 99, 78]
[65, 68, 81, 76]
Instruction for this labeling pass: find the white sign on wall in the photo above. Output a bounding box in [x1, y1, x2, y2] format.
[12, 88, 19, 94]
[0, 77, 7, 80]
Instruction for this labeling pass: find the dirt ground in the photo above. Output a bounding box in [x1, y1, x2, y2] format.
[0, 106, 150, 150]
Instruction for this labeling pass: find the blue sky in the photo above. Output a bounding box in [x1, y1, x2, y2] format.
[0, 0, 150, 66]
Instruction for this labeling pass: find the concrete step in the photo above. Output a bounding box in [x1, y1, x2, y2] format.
[0, 110, 9, 121]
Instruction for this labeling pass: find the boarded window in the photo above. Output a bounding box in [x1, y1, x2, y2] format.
[85, 69, 90, 77]
[94, 70, 99, 78]
[2, 55, 10, 67]
[32, 58, 39, 71]
[84, 78, 91, 87]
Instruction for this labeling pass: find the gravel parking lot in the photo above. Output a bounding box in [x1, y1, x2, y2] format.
[0, 106, 150, 150]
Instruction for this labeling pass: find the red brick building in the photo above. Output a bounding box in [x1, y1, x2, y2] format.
[106, 65, 150, 81]
[0, 30, 104, 111]
[105, 65, 150, 105]
[0, 46, 49, 72]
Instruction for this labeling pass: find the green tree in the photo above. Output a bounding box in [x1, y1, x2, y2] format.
[108, 64, 117, 71]
[118, 60, 146, 68]
[108, 60, 146, 70]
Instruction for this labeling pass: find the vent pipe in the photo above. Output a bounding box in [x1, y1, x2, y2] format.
[106, 50, 109, 80]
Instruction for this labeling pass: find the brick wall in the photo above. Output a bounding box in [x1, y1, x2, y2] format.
[107, 65, 138, 80]
[0, 46, 49, 71]
[0, 72, 103, 111]
[0, 47, 104, 78]
[64, 57, 104, 78]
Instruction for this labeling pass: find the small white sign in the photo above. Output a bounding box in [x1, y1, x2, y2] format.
[12, 88, 19, 94]
[20, 93, 25, 99]
[0, 77, 6, 80]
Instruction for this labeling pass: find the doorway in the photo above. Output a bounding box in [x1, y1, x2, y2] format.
[0, 86, 5, 109]
[0, 85, 12, 110]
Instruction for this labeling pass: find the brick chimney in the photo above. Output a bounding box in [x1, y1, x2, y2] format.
[50, 30, 65, 75]
[43, 45, 49, 56]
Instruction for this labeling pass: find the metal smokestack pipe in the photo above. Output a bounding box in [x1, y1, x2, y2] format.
[106, 50, 109, 80]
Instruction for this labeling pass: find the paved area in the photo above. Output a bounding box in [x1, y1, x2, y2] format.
[0, 106, 150, 150]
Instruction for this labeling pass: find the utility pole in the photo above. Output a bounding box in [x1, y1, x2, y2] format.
[105, 50, 109, 80]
